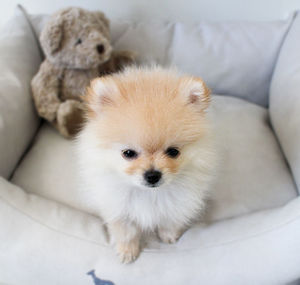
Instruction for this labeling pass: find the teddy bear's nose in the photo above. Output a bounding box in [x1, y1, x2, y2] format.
[97, 44, 105, 54]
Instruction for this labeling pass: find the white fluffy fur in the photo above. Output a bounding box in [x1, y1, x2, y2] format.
[75, 66, 217, 263]
[77, 124, 215, 226]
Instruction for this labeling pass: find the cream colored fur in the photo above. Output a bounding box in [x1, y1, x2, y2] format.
[76, 66, 217, 263]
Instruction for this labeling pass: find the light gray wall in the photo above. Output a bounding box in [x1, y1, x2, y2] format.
[0, 0, 299, 27]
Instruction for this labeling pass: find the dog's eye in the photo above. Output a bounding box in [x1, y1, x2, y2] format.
[122, 149, 138, 160]
[75, 38, 82, 45]
[165, 147, 180, 158]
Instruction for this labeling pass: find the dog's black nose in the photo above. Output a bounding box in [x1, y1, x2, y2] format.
[144, 170, 162, 185]
[97, 44, 105, 54]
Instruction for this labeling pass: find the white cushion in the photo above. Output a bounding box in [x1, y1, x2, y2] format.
[29, 13, 293, 107]
[12, 95, 297, 222]
[1, 177, 300, 284]
[0, 7, 41, 178]
[207, 96, 297, 221]
[165, 20, 292, 107]
[270, 12, 300, 192]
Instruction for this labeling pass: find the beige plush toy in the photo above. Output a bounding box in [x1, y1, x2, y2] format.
[31, 7, 135, 138]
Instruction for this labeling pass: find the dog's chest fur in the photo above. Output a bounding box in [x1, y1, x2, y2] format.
[79, 171, 207, 231]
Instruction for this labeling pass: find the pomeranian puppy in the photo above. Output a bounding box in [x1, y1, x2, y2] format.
[76, 66, 217, 263]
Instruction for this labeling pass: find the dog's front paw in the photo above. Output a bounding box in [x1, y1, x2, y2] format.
[116, 241, 140, 264]
[158, 227, 183, 244]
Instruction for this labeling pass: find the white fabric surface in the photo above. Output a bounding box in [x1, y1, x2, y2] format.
[165, 20, 293, 107]
[270, 12, 300, 192]
[1, 177, 300, 284]
[30, 14, 293, 107]
[12, 95, 297, 222]
[0, 7, 41, 178]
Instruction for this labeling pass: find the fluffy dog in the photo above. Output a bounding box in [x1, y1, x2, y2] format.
[76, 66, 217, 263]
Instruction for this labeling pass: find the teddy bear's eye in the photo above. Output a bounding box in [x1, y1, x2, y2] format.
[75, 38, 82, 45]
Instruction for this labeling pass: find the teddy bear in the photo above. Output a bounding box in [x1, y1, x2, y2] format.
[31, 7, 135, 138]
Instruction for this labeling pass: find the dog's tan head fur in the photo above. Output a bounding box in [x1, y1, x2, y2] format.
[84, 67, 211, 188]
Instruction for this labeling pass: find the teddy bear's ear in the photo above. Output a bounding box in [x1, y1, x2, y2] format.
[40, 17, 63, 56]
[93, 11, 110, 29]
[92, 11, 110, 40]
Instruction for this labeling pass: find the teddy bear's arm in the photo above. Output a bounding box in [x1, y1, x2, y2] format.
[99, 50, 136, 75]
[31, 60, 62, 122]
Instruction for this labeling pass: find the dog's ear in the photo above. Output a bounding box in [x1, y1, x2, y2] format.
[84, 76, 119, 117]
[40, 17, 64, 56]
[180, 77, 211, 111]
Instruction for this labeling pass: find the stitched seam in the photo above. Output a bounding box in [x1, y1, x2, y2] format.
[17, 4, 44, 59]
